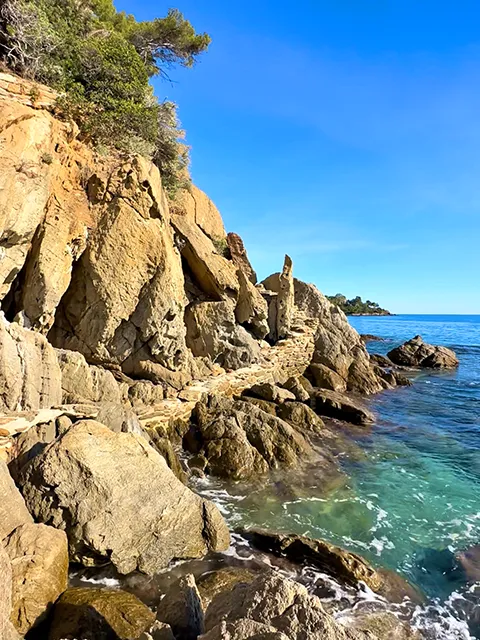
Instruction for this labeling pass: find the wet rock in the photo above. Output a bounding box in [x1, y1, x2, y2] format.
[456, 545, 480, 582]
[360, 335, 386, 343]
[0, 460, 33, 540]
[48, 587, 155, 640]
[310, 389, 375, 425]
[197, 568, 259, 610]
[227, 232, 257, 284]
[5, 522, 68, 634]
[244, 382, 296, 404]
[184, 396, 312, 480]
[157, 574, 204, 640]
[19, 420, 230, 574]
[205, 573, 369, 639]
[240, 530, 382, 591]
[387, 336, 459, 369]
[282, 376, 310, 402]
[308, 363, 347, 392]
[347, 611, 422, 639]
[186, 301, 262, 370]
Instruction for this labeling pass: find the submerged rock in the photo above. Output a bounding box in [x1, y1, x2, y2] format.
[48, 587, 155, 640]
[387, 335, 459, 369]
[19, 420, 230, 574]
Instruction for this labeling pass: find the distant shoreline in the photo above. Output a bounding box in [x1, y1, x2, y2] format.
[347, 313, 395, 317]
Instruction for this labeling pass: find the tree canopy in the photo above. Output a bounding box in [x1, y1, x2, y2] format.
[327, 294, 391, 316]
[0, 0, 211, 192]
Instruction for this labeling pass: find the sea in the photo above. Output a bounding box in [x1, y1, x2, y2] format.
[194, 315, 480, 639]
[72, 315, 480, 638]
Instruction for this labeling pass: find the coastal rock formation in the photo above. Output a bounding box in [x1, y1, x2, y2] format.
[184, 395, 312, 480]
[227, 232, 257, 284]
[49, 587, 156, 640]
[171, 185, 226, 242]
[4, 522, 68, 634]
[387, 335, 459, 369]
[0, 544, 21, 640]
[310, 389, 375, 425]
[262, 255, 295, 341]
[19, 420, 230, 574]
[0, 460, 33, 539]
[204, 573, 370, 640]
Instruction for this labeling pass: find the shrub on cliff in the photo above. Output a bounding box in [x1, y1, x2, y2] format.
[0, 0, 210, 192]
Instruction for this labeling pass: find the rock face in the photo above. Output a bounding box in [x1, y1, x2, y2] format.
[184, 396, 312, 480]
[226, 232, 257, 284]
[19, 420, 230, 574]
[171, 185, 226, 242]
[56, 349, 122, 404]
[204, 573, 369, 640]
[186, 301, 262, 370]
[0, 460, 33, 540]
[50, 157, 191, 381]
[4, 522, 68, 634]
[0, 316, 62, 411]
[387, 335, 459, 369]
[49, 587, 155, 640]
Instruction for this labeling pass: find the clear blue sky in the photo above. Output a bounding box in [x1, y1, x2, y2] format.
[116, 0, 480, 313]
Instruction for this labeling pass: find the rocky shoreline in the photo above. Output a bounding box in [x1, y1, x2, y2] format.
[0, 72, 461, 640]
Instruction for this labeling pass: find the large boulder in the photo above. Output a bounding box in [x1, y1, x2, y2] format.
[387, 336, 459, 369]
[310, 389, 375, 425]
[184, 396, 312, 480]
[19, 420, 230, 574]
[170, 185, 226, 242]
[0, 460, 33, 540]
[48, 587, 155, 640]
[0, 316, 62, 411]
[185, 301, 262, 370]
[50, 156, 191, 381]
[205, 573, 369, 640]
[292, 279, 383, 394]
[4, 522, 68, 634]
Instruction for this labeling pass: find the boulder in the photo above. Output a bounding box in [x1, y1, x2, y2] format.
[157, 574, 204, 640]
[0, 317, 62, 411]
[227, 232, 257, 284]
[275, 402, 325, 435]
[8, 420, 57, 481]
[310, 389, 375, 425]
[48, 587, 155, 640]
[4, 522, 68, 634]
[19, 420, 230, 574]
[347, 611, 422, 639]
[292, 279, 383, 394]
[0, 460, 33, 540]
[308, 363, 347, 392]
[205, 573, 369, 640]
[184, 396, 312, 480]
[201, 619, 288, 640]
[50, 156, 190, 380]
[244, 383, 296, 404]
[186, 301, 262, 370]
[197, 568, 259, 610]
[387, 336, 459, 369]
[56, 349, 121, 404]
[282, 377, 310, 402]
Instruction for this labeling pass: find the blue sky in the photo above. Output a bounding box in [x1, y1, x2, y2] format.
[116, 0, 480, 313]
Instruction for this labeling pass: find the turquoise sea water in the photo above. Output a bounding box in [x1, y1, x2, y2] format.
[197, 315, 480, 638]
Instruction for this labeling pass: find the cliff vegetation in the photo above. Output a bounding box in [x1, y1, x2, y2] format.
[327, 294, 391, 316]
[0, 0, 210, 192]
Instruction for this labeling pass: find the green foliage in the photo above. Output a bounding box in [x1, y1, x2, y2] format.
[40, 151, 53, 164]
[0, 0, 210, 192]
[327, 294, 391, 316]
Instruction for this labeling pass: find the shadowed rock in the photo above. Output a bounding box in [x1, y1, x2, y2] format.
[388, 335, 459, 369]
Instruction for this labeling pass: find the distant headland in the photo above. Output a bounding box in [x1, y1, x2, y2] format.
[327, 294, 393, 316]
